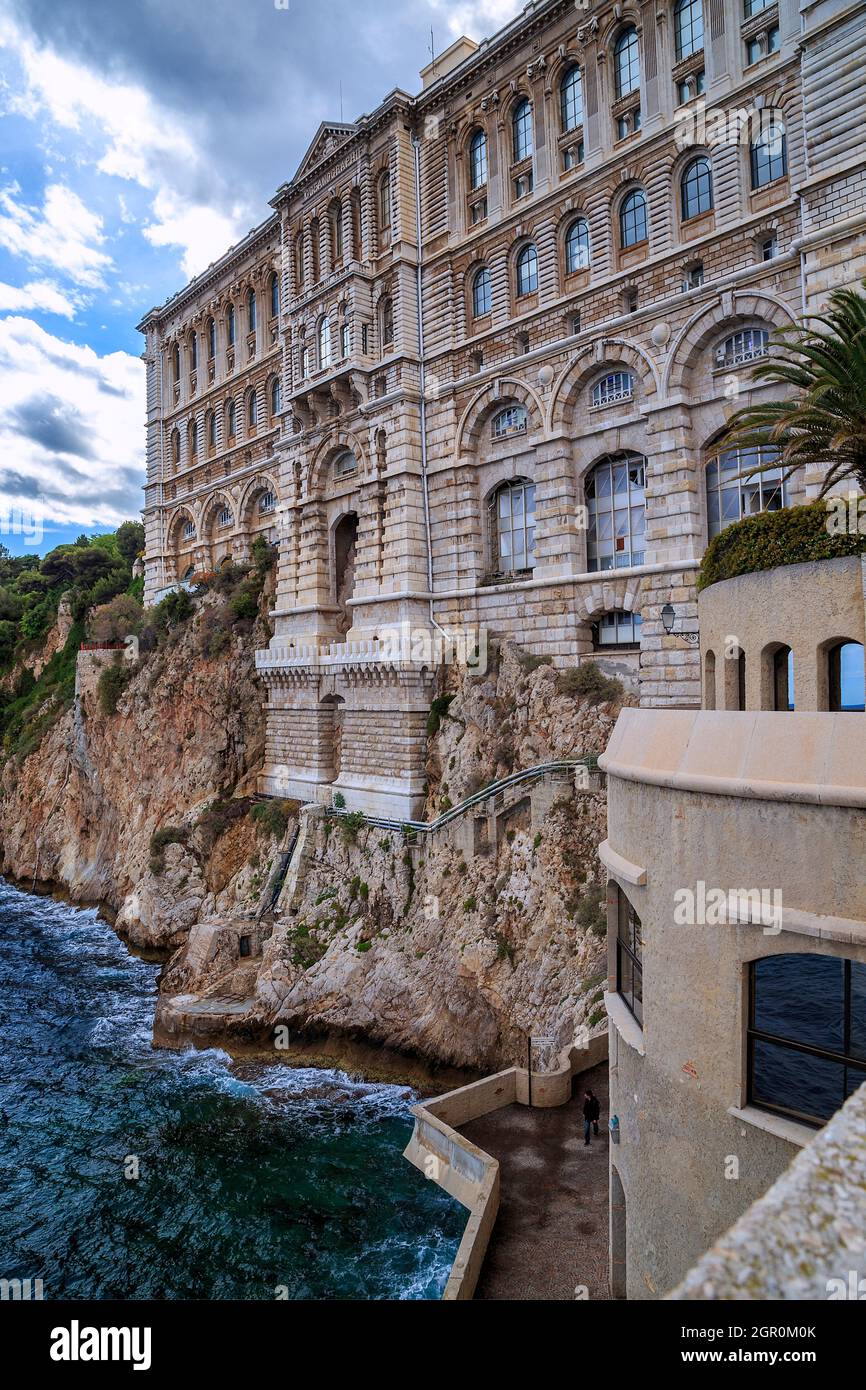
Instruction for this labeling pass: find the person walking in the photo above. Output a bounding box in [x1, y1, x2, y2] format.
[583, 1088, 600, 1146]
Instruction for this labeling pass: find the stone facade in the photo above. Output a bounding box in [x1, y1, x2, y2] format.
[138, 0, 866, 815]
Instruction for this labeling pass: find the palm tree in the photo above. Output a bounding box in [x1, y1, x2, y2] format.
[718, 282, 866, 496]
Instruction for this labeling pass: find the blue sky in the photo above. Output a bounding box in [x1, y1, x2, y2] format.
[0, 0, 521, 554]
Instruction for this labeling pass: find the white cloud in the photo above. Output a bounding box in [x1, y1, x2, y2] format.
[0, 182, 111, 288]
[0, 316, 144, 528]
[0, 14, 251, 279]
[0, 278, 77, 316]
[430, 0, 523, 42]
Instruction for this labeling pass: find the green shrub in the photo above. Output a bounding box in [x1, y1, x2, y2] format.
[462, 895, 477, 912]
[557, 662, 623, 706]
[697, 498, 866, 592]
[333, 791, 346, 808]
[340, 810, 366, 842]
[251, 799, 290, 840]
[515, 649, 552, 672]
[97, 661, 132, 716]
[427, 693, 455, 736]
[154, 588, 194, 631]
[356, 939, 372, 953]
[229, 585, 259, 621]
[149, 825, 188, 874]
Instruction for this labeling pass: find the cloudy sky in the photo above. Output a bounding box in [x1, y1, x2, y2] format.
[0, 0, 521, 554]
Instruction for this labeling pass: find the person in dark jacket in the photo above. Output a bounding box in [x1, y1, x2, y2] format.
[583, 1089, 601, 1145]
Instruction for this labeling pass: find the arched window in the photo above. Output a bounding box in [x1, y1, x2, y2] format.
[560, 66, 583, 131]
[206, 317, 216, 359]
[472, 266, 492, 317]
[828, 641, 866, 711]
[170, 428, 180, 467]
[379, 172, 391, 233]
[183, 520, 196, 541]
[491, 405, 528, 440]
[270, 272, 279, 319]
[750, 115, 788, 189]
[182, 562, 195, 577]
[595, 610, 643, 646]
[615, 26, 640, 99]
[619, 189, 648, 248]
[171, 344, 180, 382]
[300, 342, 309, 378]
[319, 316, 332, 369]
[765, 644, 795, 710]
[226, 303, 235, 346]
[248, 391, 258, 428]
[706, 445, 785, 538]
[217, 505, 233, 529]
[295, 232, 305, 289]
[226, 399, 236, 438]
[615, 885, 643, 1024]
[725, 645, 746, 709]
[565, 216, 590, 273]
[247, 288, 256, 334]
[586, 452, 646, 570]
[749, 954, 866, 1125]
[330, 199, 343, 261]
[516, 243, 538, 297]
[340, 316, 350, 358]
[189, 332, 197, 371]
[591, 371, 633, 407]
[334, 449, 358, 478]
[469, 129, 488, 190]
[206, 411, 216, 451]
[675, 0, 703, 61]
[380, 298, 394, 349]
[490, 478, 536, 574]
[512, 99, 533, 162]
[259, 489, 276, 514]
[681, 156, 713, 219]
[716, 327, 770, 368]
[271, 377, 281, 417]
[189, 419, 198, 457]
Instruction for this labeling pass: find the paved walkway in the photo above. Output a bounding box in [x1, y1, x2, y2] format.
[459, 1062, 610, 1301]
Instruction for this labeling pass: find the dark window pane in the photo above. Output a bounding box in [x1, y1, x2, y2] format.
[753, 955, 844, 1052]
[751, 1038, 843, 1124]
[851, 962, 866, 1061]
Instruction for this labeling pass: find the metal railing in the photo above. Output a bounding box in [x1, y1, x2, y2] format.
[326, 756, 600, 836]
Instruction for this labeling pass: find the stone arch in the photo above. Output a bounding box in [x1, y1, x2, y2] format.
[239, 471, 280, 528]
[200, 488, 237, 542]
[574, 575, 646, 622]
[307, 428, 368, 498]
[166, 504, 198, 549]
[549, 339, 658, 430]
[456, 377, 545, 455]
[664, 291, 798, 394]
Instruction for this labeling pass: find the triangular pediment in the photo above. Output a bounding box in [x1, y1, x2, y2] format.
[293, 122, 357, 182]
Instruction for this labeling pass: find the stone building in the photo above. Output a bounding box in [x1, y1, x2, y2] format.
[138, 0, 866, 816]
[600, 553, 866, 1298]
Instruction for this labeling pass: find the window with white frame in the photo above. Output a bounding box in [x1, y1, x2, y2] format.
[183, 520, 196, 540]
[470, 129, 488, 189]
[619, 189, 648, 248]
[217, 506, 233, 529]
[715, 327, 770, 367]
[259, 490, 276, 514]
[674, 0, 703, 60]
[512, 99, 533, 162]
[334, 449, 358, 478]
[591, 371, 633, 407]
[491, 405, 528, 440]
[490, 478, 536, 573]
[586, 452, 646, 570]
[472, 266, 492, 317]
[516, 244, 538, 296]
[706, 445, 786, 538]
[595, 610, 643, 646]
[319, 317, 332, 369]
[565, 217, 590, 273]
[615, 27, 640, 98]
[560, 66, 583, 132]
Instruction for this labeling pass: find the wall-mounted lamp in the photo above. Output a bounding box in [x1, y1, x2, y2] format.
[661, 603, 700, 645]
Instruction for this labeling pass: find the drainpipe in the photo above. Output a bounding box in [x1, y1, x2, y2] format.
[412, 133, 451, 649]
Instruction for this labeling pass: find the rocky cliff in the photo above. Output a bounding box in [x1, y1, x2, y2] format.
[0, 594, 624, 1073]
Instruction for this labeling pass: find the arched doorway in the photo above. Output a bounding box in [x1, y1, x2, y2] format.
[320, 692, 344, 780]
[610, 1164, 627, 1299]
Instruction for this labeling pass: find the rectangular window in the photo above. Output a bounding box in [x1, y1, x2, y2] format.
[470, 197, 488, 224]
[513, 171, 533, 200]
[616, 892, 643, 1025]
[744, 0, 772, 14]
[767, 25, 780, 52]
[746, 36, 762, 64]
